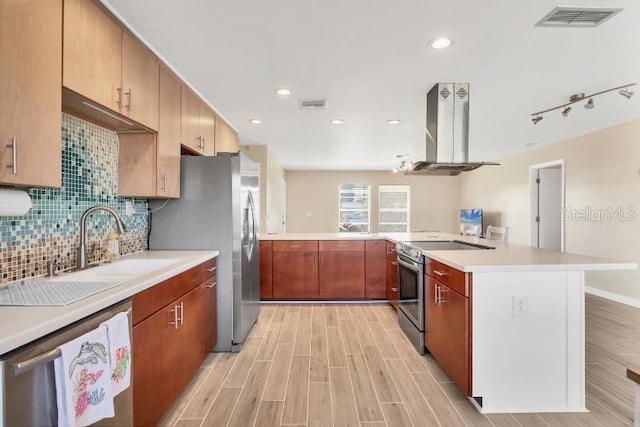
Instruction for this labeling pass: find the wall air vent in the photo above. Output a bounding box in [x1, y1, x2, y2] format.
[536, 7, 623, 27]
[299, 99, 327, 110]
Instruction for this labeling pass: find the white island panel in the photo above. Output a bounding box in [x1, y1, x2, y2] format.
[471, 270, 586, 413]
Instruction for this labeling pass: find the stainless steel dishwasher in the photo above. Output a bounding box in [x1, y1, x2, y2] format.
[0, 300, 133, 426]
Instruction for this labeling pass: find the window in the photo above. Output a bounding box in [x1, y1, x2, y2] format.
[338, 184, 370, 232]
[378, 185, 410, 232]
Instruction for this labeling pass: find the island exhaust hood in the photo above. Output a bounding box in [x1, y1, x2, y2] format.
[405, 83, 499, 176]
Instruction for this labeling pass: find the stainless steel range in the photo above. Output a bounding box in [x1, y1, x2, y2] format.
[396, 240, 494, 353]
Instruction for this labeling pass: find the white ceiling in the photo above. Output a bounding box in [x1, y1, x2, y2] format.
[102, 0, 640, 171]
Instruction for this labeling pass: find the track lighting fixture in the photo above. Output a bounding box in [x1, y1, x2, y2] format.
[620, 88, 634, 99]
[531, 82, 636, 124]
[584, 98, 594, 109]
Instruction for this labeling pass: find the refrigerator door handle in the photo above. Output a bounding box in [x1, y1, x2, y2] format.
[247, 191, 257, 260]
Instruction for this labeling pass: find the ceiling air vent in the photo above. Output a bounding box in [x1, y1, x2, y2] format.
[299, 99, 327, 110]
[536, 7, 623, 27]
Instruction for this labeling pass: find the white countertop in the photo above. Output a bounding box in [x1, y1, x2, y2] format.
[0, 250, 217, 356]
[260, 232, 636, 273]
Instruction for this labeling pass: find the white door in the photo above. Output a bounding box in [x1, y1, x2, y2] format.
[530, 161, 564, 250]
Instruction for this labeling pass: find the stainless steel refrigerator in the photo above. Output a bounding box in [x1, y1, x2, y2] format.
[149, 153, 260, 352]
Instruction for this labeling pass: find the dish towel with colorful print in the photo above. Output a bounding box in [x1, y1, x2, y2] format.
[54, 325, 115, 427]
[101, 312, 132, 396]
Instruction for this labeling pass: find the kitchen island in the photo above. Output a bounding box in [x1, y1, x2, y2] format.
[261, 232, 636, 414]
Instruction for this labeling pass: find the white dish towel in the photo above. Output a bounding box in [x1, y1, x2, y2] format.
[101, 312, 132, 396]
[54, 326, 115, 427]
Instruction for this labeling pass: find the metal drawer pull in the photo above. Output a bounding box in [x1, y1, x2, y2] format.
[6, 137, 17, 174]
[116, 87, 123, 106]
[435, 284, 439, 303]
[170, 305, 179, 329]
[161, 172, 167, 191]
[390, 261, 398, 266]
[205, 266, 217, 272]
[179, 302, 184, 326]
[289, 244, 301, 248]
[12, 308, 132, 375]
[391, 287, 398, 292]
[433, 269, 448, 277]
[336, 244, 348, 247]
[125, 88, 132, 111]
[206, 282, 216, 289]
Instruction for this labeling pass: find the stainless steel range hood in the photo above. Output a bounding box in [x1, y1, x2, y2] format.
[406, 83, 498, 176]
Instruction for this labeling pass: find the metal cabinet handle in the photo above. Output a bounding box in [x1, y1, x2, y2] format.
[205, 266, 217, 272]
[433, 269, 448, 277]
[206, 282, 216, 289]
[390, 287, 398, 292]
[202, 136, 206, 150]
[6, 137, 17, 174]
[179, 302, 184, 326]
[289, 244, 302, 248]
[435, 284, 439, 304]
[390, 261, 398, 266]
[116, 87, 123, 106]
[160, 172, 167, 191]
[439, 287, 448, 305]
[336, 244, 348, 247]
[125, 88, 132, 111]
[170, 306, 179, 329]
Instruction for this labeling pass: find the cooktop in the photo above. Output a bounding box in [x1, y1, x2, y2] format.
[404, 240, 495, 251]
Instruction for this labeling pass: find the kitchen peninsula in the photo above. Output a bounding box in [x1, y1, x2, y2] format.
[260, 232, 636, 414]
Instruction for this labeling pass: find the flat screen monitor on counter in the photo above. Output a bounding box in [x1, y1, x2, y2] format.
[460, 208, 483, 237]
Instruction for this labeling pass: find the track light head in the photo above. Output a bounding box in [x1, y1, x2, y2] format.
[584, 98, 595, 110]
[561, 106, 572, 117]
[532, 115, 543, 124]
[620, 88, 634, 99]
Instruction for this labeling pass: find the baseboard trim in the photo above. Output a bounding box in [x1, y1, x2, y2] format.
[586, 286, 640, 308]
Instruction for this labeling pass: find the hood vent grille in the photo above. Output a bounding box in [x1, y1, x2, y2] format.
[536, 7, 623, 27]
[299, 99, 327, 110]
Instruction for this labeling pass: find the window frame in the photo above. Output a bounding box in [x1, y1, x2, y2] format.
[378, 184, 411, 233]
[338, 183, 371, 232]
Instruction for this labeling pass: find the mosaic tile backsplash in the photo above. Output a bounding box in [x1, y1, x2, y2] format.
[0, 114, 149, 283]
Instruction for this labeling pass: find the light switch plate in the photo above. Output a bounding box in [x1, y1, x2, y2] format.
[125, 200, 135, 217]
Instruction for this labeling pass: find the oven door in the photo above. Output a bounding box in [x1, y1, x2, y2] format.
[397, 254, 424, 331]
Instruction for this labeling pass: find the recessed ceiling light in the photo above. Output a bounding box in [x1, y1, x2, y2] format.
[386, 119, 401, 125]
[330, 119, 344, 124]
[275, 88, 291, 96]
[249, 118, 262, 124]
[428, 37, 453, 49]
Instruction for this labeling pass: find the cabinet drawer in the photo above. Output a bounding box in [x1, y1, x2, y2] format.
[319, 240, 364, 252]
[386, 242, 397, 255]
[132, 257, 216, 325]
[200, 257, 217, 282]
[273, 240, 318, 252]
[425, 257, 469, 297]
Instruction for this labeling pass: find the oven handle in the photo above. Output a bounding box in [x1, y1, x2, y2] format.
[397, 255, 421, 272]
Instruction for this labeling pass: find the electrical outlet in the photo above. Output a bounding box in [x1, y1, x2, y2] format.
[125, 200, 136, 217]
[512, 296, 528, 318]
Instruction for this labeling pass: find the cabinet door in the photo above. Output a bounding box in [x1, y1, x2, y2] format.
[200, 103, 216, 156]
[365, 240, 387, 299]
[424, 275, 443, 359]
[386, 256, 398, 308]
[133, 304, 174, 427]
[173, 286, 205, 394]
[201, 279, 217, 360]
[319, 252, 365, 299]
[180, 86, 202, 153]
[63, 0, 122, 112]
[441, 286, 470, 396]
[260, 241, 273, 299]
[272, 252, 319, 299]
[121, 32, 159, 130]
[157, 65, 182, 197]
[118, 133, 156, 197]
[215, 117, 239, 154]
[0, 0, 61, 187]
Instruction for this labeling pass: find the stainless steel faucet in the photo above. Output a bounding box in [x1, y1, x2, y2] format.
[78, 205, 126, 269]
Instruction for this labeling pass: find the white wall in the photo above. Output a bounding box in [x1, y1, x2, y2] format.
[241, 145, 286, 234]
[284, 171, 460, 233]
[459, 118, 640, 302]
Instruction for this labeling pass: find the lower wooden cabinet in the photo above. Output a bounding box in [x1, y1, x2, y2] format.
[273, 251, 319, 298]
[319, 251, 365, 298]
[386, 242, 399, 309]
[365, 240, 387, 299]
[424, 261, 471, 397]
[132, 257, 217, 426]
[260, 241, 273, 299]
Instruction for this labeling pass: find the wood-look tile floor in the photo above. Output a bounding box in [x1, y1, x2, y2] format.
[159, 294, 637, 427]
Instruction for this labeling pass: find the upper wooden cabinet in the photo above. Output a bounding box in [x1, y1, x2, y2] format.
[215, 116, 240, 154]
[0, 0, 62, 188]
[181, 86, 216, 155]
[156, 65, 182, 197]
[63, 0, 159, 130]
